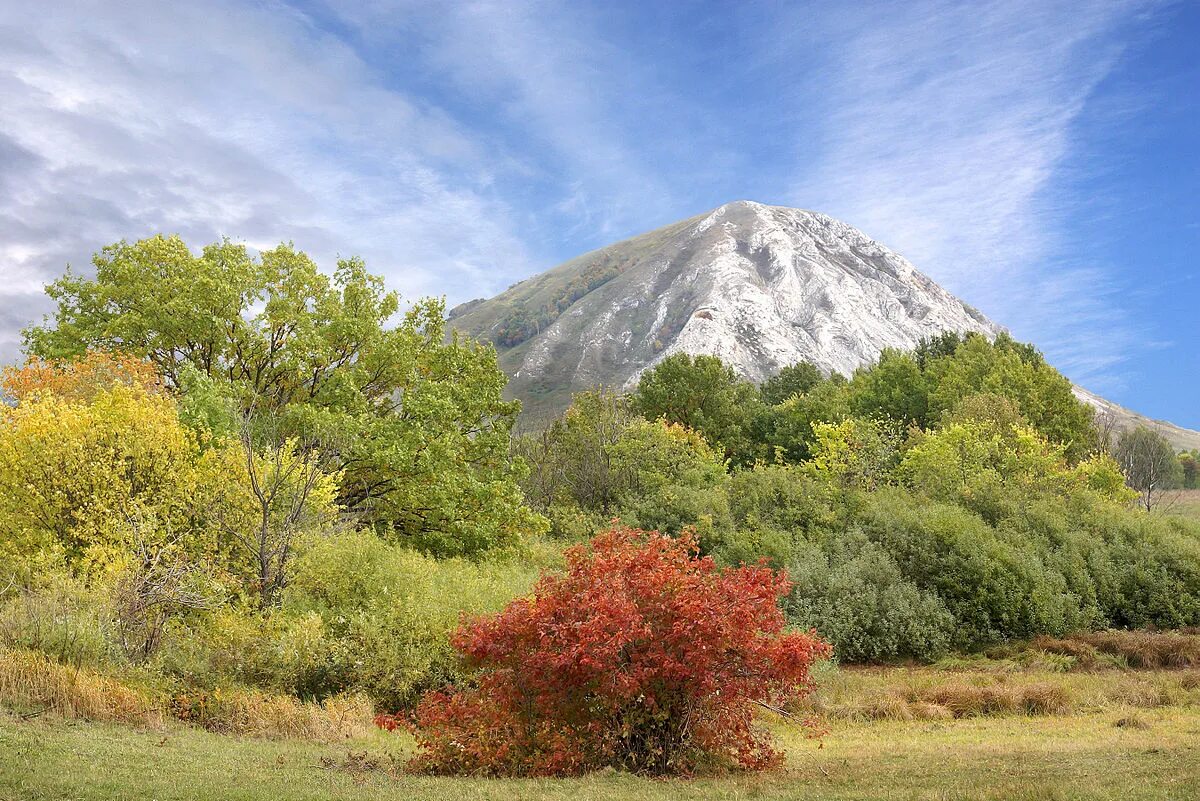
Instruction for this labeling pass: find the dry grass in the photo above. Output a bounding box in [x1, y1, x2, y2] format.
[169, 688, 373, 740]
[0, 647, 372, 741]
[1034, 629, 1200, 669]
[797, 658, 1200, 722]
[0, 648, 161, 725]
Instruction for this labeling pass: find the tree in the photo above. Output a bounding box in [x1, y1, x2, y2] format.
[750, 379, 852, 464]
[2, 351, 159, 404]
[24, 235, 538, 557]
[407, 526, 830, 777]
[0, 384, 202, 574]
[848, 349, 929, 427]
[901, 417, 1131, 523]
[513, 390, 728, 543]
[760, 362, 824, 406]
[805, 418, 899, 492]
[1180, 451, 1199, 490]
[1114, 426, 1182, 511]
[202, 418, 342, 608]
[922, 333, 1096, 461]
[632, 353, 759, 464]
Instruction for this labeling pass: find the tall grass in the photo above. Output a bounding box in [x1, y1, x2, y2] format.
[0, 649, 159, 725]
[1033, 630, 1200, 669]
[0, 648, 372, 740]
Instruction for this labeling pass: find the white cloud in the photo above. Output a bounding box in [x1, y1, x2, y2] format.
[311, 0, 677, 242]
[0, 0, 535, 361]
[785, 0, 1159, 388]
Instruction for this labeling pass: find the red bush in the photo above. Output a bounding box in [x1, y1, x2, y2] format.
[407, 525, 830, 777]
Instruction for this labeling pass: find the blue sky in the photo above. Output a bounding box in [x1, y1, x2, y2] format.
[0, 0, 1196, 427]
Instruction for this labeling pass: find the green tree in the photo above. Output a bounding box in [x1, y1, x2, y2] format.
[750, 379, 851, 464]
[760, 361, 825, 405]
[25, 235, 538, 557]
[632, 353, 760, 464]
[1180, 451, 1199, 490]
[922, 333, 1096, 461]
[514, 389, 729, 543]
[848, 349, 929, 427]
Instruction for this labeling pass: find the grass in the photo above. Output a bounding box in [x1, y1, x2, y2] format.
[4, 633, 1200, 799]
[1033, 630, 1200, 669]
[797, 662, 1200, 722]
[1165, 489, 1200, 521]
[2, 706, 1199, 800]
[0, 649, 372, 741]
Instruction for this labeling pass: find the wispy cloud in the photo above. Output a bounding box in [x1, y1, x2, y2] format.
[783, 0, 1159, 389]
[0, 0, 534, 360]
[311, 0, 677, 242]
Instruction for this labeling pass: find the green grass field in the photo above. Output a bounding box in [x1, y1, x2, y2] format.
[3, 700, 1199, 800]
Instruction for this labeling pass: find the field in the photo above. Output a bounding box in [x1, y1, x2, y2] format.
[3, 703, 1198, 800]
[4, 641, 1200, 801]
[1165, 489, 1200, 520]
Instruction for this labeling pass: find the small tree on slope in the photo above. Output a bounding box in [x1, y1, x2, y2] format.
[407, 525, 830, 777]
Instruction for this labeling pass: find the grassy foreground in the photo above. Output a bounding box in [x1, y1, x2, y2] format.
[2, 705, 1199, 801]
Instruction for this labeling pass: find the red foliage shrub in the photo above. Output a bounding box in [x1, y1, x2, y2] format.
[374, 713, 402, 732]
[407, 525, 830, 777]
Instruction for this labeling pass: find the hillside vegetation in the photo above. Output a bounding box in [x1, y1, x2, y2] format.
[2, 235, 1199, 789]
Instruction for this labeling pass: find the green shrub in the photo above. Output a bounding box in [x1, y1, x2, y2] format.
[0, 574, 121, 670]
[785, 535, 954, 662]
[279, 531, 537, 708]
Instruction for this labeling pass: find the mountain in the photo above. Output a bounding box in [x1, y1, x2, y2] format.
[1073, 386, 1200, 453]
[450, 200, 1200, 449]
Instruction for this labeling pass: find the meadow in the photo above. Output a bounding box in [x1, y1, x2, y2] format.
[3, 631, 1200, 800]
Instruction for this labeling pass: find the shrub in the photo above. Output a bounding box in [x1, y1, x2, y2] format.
[785, 537, 955, 662]
[279, 531, 537, 708]
[0, 575, 121, 669]
[408, 526, 830, 777]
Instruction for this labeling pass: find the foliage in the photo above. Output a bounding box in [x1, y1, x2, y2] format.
[633, 353, 761, 464]
[759, 361, 825, 406]
[921, 333, 1096, 461]
[785, 536, 954, 662]
[805, 418, 900, 492]
[1180, 451, 1199, 490]
[514, 389, 729, 543]
[750, 379, 851, 463]
[1114, 426, 1184, 511]
[408, 526, 829, 777]
[1, 351, 159, 403]
[848, 349, 929, 426]
[277, 531, 537, 709]
[0, 384, 203, 574]
[24, 235, 538, 558]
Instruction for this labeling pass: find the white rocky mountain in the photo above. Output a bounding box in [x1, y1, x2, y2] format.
[450, 200, 1198, 448]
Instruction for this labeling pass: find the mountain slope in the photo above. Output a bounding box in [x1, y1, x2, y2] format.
[1074, 386, 1200, 453]
[451, 201, 999, 422]
[451, 200, 1200, 450]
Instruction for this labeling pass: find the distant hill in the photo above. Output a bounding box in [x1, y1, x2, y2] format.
[451, 200, 1200, 449]
[1074, 386, 1200, 453]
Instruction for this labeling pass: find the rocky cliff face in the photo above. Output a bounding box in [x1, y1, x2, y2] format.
[451, 200, 1000, 422]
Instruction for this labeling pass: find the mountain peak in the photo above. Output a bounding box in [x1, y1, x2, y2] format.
[450, 204, 1000, 423]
